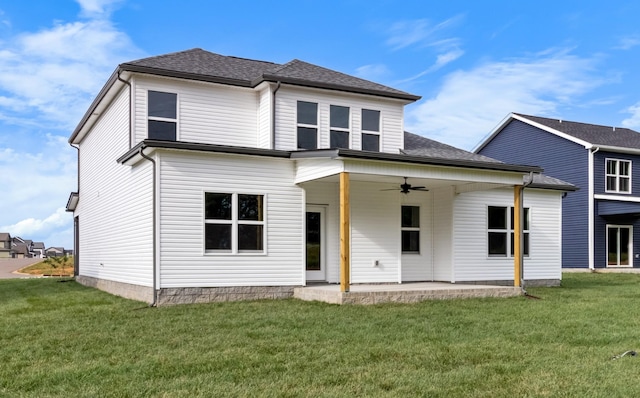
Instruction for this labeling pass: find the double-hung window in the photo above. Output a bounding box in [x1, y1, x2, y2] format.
[297, 101, 318, 150]
[330, 105, 350, 148]
[361, 109, 380, 152]
[148, 91, 177, 141]
[205, 193, 265, 253]
[487, 206, 529, 257]
[606, 159, 631, 194]
[401, 206, 420, 253]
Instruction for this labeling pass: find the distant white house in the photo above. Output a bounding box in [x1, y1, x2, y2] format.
[66, 49, 574, 305]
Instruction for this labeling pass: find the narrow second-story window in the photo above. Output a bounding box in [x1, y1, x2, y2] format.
[401, 206, 420, 253]
[330, 105, 350, 149]
[297, 101, 318, 150]
[362, 109, 380, 152]
[148, 91, 177, 141]
[606, 159, 631, 194]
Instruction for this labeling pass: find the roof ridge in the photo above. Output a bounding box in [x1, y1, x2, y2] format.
[515, 113, 633, 132]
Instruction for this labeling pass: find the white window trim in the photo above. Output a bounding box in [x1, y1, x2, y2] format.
[147, 90, 179, 140]
[361, 108, 381, 151]
[204, 192, 267, 256]
[605, 158, 631, 194]
[487, 206, 530, 258]
[401, 205, 421, 254]
[297, 101, 319, 150]
[330, 105, 351, 149]
[606, 224, 633, 267]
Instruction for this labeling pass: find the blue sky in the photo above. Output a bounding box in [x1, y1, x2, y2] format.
[2, 0, 640, 249]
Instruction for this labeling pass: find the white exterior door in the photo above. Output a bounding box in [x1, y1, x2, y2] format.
[306, 206, 326, 281]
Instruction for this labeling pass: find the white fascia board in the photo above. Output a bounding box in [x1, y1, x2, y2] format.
[594, 194, 640, 203]
[510, 114, 593, 148]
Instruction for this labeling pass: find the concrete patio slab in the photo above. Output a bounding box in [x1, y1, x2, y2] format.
[294, 282, 522, 305]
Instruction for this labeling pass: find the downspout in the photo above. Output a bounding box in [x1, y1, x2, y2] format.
[519, 172, 535, 291]
[116, 71, 133, 149]
[271, 82, 281, 150]
[588, 146, 599, 271]
[139, 146, 158, 307]
[69, 143, 79, 277]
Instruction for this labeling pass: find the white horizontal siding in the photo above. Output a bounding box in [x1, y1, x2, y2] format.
[78, 87, 154, 286]
[452, 188, 562, 282]
[275, 86, 406, 153]
[350, 181, 401, 283]
[257, 86, 271, 149]
[133, 75, 258, 147]
[294, 158, 344, 183]
[302, 181, 340, 282]
[432, 187, 454, 281]
[157, 151, 304, 288]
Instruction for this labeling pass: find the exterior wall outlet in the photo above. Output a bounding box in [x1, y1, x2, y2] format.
[372, 259, 379, 267]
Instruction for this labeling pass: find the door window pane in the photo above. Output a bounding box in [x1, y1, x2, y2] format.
[402, 206, 420, 228]
[306, 212, 321, 270]
[402, 230, 420, 252]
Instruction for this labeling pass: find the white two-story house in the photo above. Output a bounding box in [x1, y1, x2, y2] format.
[66, 49, 573, 305]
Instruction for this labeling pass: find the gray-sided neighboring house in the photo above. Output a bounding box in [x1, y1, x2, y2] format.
[12, 243, 31, 259]
[0, 232, 12, 258]
[476, 113, 640, 270]
[66, 49, 575, 305]
[45, 247, 65, 257]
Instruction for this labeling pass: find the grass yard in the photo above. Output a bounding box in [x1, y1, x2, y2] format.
[2, 274, 640, 397]
[18, 256, 74, 277]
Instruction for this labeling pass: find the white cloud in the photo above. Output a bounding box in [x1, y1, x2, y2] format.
[355, 64, 391, 81]
[385, 16, 464, 51]
[396, 48, 464, 84]
[405, 49, 605, 150]
[0, 18, 142, 129]
[76, 0, 123, 18]
[621, 102, 640, 129]
[0, 2, 142, 249]
[615, 35, 640, 50]
[1, 208, 72, 242]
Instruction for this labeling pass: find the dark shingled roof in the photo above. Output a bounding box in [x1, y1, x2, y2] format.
[403, 131, 503, 163]
[121, 48, 420, 101]
[403, 131, 576, 191]
[515, 113, 640, 149]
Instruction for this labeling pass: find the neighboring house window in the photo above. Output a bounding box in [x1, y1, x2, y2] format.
[487, 206, 529, 257]
[297, 101, 318, 150]
[330, 105, 350, 148]
[606, 159, 631, 194]
[148, 91, 177, 141]
[361, 109, 380, 152]
[401, 206, 420, 253]
[205, 193, 265, 253]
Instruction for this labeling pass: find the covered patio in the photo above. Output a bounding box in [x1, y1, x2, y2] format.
[293, 282, 522, 305]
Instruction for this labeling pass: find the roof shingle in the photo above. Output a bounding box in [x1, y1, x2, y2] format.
[515, 113, 640, 149]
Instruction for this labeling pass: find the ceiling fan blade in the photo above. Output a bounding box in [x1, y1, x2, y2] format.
[411, 187, 429, 191]
[410, 186, 426, 190]
[381, 188, 400, 191]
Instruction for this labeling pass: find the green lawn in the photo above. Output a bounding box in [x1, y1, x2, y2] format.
[2, 274, 640, 397]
